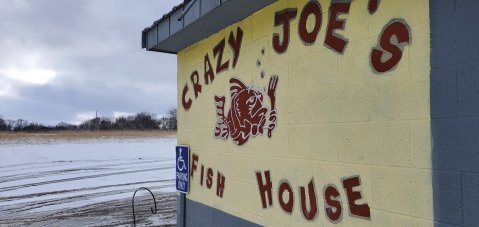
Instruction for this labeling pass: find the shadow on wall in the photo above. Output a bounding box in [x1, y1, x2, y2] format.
[431, 0, 479, 226]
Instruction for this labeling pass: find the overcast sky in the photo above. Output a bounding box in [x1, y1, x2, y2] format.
[0, 0, 182, 125]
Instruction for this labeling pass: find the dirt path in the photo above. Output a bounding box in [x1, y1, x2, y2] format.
[0, 193, 177, 226]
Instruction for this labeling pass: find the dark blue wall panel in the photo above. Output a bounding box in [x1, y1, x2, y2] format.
[179, 197, 262, 227]
[431, 0, 479, 226]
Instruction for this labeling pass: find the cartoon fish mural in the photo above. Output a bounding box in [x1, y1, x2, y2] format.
[214, 75, 278, 145]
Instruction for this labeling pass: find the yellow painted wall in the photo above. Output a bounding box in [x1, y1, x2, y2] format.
[177, 0, 431, 226]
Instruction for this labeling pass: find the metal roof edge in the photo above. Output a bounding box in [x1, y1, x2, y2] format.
[142, 0, 277, 54]
[142, 0, 191, 34]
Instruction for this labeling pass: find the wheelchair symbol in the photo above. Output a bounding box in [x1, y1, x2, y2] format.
[177, 148, 186, 172]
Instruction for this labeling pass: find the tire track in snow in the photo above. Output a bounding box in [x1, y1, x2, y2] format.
[0, 179, 174, 203]
[2, 184, 175, 213]
[0, 158, 174, 174]
[0, 166, 174, 193]
[0, 159, 173, 183]
[3, 184, 175, 214]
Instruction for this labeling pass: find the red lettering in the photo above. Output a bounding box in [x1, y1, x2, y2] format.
[181, 83, 192, 111]
[228, 27, 243, 68]
[254, 172, 371, 223]
[256, 171, 273, 208]
[342, 176, 370, 219]
[192, 158, 226, 198]
[204, 53, 215, 85]
[216, 171, 226, 198]
[200, 165, 204, 186]
[299, 0, 322, 45]
[273, 8, 298, 53]
[300, 179, 318, 221]
[206, 168, 213, 189]
[190, 70, 202, 98]
[213, 39, 229, 74]
[190, 153, 198, 178]
[324, 185, 342, 222]
[324, 2, 351, 54]
[278, 180, 294, 213]
[368, 0, 380, 14]
[371, 19, 411, 73]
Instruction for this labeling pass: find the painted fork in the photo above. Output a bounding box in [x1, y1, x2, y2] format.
[267, 75, 278, 138]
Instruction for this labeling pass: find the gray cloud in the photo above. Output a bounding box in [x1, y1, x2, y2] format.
[0, 0, 181, 124]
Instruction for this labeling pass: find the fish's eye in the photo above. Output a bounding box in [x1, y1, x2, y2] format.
[247, 96, 255, 105]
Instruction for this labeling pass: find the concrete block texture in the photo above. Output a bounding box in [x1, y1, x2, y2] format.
[430, 66, 458, 119]
[431, 0, 479, 226]
[432, 172, 463, 225]
[457, 62, 479, 117]
[340, 121, 411, 167]
[370, 72, 429, 120]
[175, 0, 437, 226]
[186, 197, 214, 226]
[371, 167, 434, 219]
[431, 118, 479, 172]
[184, 198, 262, 227]
[430, 0, 479, 68]
[463, 174, 479, 226]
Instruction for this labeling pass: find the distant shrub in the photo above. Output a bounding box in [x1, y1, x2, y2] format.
[1, 110, 177, 132]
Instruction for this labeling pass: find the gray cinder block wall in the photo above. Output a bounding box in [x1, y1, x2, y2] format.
[431, 0, 479, 226]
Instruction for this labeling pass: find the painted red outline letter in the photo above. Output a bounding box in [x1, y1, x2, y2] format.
[371, 19, 411, 73]
[299, 0, 322, 45]
[324, 2, 351, 54]
[273, 8, 298, 54]
[342, 176, 371, 219]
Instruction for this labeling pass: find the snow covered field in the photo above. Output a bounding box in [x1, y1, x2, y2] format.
[0, 136, 177, 226]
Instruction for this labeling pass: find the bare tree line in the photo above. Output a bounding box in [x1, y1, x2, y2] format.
[0, 108, 177, 132]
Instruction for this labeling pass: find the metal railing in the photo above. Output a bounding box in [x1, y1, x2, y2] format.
[131, 187, 158, 226]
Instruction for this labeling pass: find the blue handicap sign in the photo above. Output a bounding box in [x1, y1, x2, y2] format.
[176, 145, 189, 193]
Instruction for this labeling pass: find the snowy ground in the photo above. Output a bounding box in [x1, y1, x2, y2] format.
[0, 136, 177, 226]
